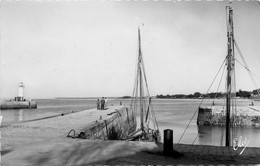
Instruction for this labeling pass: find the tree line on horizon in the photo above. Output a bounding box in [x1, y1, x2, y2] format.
[156, 89, 260, 99]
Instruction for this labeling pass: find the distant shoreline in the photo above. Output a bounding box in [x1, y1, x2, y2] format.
[54, 97, 254, 100]
[55, 97, 120, 100]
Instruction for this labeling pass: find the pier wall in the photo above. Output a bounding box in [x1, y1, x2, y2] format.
[78, 106, 137, 140]
[197, 106, 260, 127]
[1, 100, 37, 109]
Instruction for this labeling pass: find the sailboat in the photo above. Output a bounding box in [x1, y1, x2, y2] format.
[197, 3, 260, 146]
[127, 27, 161, 143]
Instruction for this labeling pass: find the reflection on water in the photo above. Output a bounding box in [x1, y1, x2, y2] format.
[18, 109, 23, 121]
[197, 125, 260, 147]
[1, 98, 260, 147]
[1, 109, 25, 123]
[197, 126, 225, 146]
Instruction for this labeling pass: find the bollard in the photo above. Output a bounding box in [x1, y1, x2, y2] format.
[164, 129, 173, 156]
[120, 101, 122, 105]
[100, 116, 102, 120]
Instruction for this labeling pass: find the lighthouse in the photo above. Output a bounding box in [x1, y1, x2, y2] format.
[18, 82, 24, 101]
[0, 82, 37, 109]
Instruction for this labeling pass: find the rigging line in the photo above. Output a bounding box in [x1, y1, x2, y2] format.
[132, 70, 139, 116]
[178, 108, 198, 144]
[178, 57, 228, 144]
[131, 46, 141, 107]
[149, 99, 159, 130]
[234, 58, 250, 72]
[145, 98, 151, 123]
[232, 68, 237, 116]
[232, 65, 237, 142]
[235, 58, 260, 79]
[192, 134, 199, 145]
[221, 71, 229, 146]
[131, 68, 139, 107]
[139, 55, 151, 121]
[144, 96, 158, 130]
[131, 29, 143, 108]
[137, 29, 150, 98]
[220, 124, 224, 146]
[141, 80, 147, 120]
[193, 62, 226, 145]
[145, 95, 158, 130]
[139, 56, 159, 130]
[234, 39, 260, 93]
[206, 56, 228, 101]
[148, 101, 158, 129]
[234, 39, 250, 71]
[140, 56, 151, 97]
[212, 63, 227, 107]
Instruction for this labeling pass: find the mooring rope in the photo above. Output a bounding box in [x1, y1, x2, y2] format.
[67, 129, 77, 138]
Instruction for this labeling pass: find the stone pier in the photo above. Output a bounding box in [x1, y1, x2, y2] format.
[197, 106, 260, 127]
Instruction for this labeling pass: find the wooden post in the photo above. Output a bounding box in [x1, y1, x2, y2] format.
[164, 129, 173, 156]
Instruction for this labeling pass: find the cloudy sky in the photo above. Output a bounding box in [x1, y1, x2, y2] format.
[0, 1, 260, 99]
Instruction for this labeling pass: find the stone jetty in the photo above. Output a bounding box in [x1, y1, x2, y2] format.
[197, 106, 260, 126]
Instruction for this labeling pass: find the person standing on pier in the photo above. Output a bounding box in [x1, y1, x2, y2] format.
[96, 99, 100, 110]
[101, 97, 105, 110]
[104, 97, 107, 109]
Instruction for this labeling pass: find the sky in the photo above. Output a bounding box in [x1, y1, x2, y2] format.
[0, 0, 260, 99]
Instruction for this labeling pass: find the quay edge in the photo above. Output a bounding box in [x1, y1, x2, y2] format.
[74, 106, 137, 140]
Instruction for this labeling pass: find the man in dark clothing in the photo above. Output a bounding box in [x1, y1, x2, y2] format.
[101, 97, 105, 110]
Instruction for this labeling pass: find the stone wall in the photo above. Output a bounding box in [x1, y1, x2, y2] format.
[1, 100, 37, 109]
[197, 106, 260, 127]
[78, 106, 137, 140]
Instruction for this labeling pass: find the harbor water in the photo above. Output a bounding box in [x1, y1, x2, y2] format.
[1, 98, 260, 147]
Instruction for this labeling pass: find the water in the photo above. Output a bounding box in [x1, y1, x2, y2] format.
[1, 98, 260, 147]
[0, 99, 97, 125]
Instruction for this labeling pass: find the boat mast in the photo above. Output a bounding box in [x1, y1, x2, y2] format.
[138, 27, 144, 132]
[226, 3, 235, 147]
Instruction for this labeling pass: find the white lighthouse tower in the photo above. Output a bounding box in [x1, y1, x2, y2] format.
[18, 82, 24, 101]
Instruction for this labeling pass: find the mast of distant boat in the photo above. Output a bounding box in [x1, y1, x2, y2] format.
[138, 27, 144, 132]
[226, 2, 235, 147]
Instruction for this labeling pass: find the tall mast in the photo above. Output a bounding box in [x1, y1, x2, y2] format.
[138, 27, 144, 131]
[226, 3, 235, 147]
